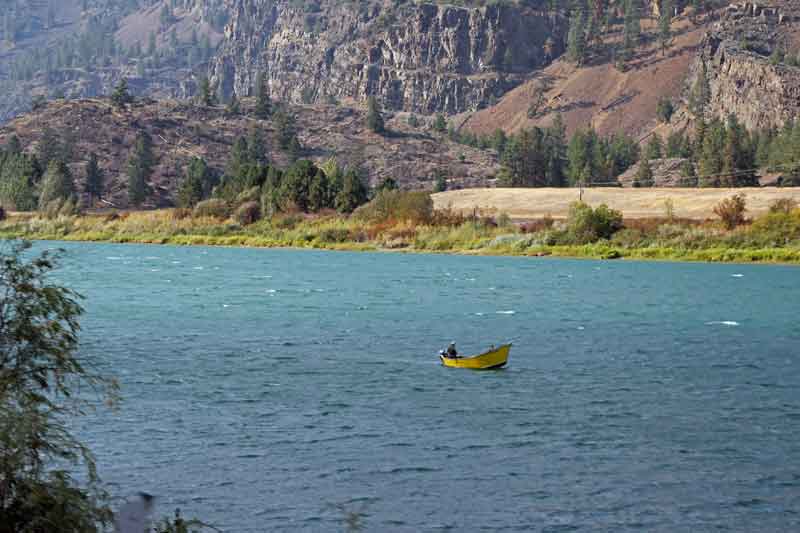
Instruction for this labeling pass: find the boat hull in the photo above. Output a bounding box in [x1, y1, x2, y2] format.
[439, 344, 511, 370]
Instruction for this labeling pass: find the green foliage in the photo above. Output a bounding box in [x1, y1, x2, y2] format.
[656, 97, 674, 123]
[659, 0, 674, 53]
[334, 169, 369, 214]
[433, 171, 448, 193]
[274, 109, 298, 150]
[0, 153, 38, 211]
[127, 131, 155, 207]
[635, 158, 653, 187]
[713, 193, 747, 230]
[38, 160, 75, 211]
[621, 0, 640, 62]
[355, 190, 433, 224]
[0, 241, 116, 532]
[562, 201, 624, 243]
[177, 158, 216, 208]
[234, 201, 262, 226]
[565, 127, 638, 186]
[197, 75, 217, 107]
[193, 198, 231, 219]
[111, 78, 134, 109]
[254, 72, 272, 119]
[501, 122, 567, 187]
[567, 7, 587, 65]
[644, 134, 663, 160]
[433, 114, 447, 133]
[407, 114, 420, 128]
[84, 152, 104, 205]
[689, 62, 710, 118]
[366, 96, 385, 134]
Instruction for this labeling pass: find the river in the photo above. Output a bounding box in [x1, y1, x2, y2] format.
[42, 242, 800, 531]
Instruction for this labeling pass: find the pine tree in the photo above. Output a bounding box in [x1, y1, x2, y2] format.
[689, 62, 710, 118]
[197, 76, 217, 107]
[37, 126, 61, 171]
[365, 96, 385, 134]
[177, 158, 212, 208]
[226, 93, 241, 116]
[127, 131, 155, 207]
[645, 134, 663, 160]
[659, 0, 674, 54]
[567, 7, 587, 65]
[38, 160, 74, 210]
[254, 72, 272, 119]
[246, 127, 268, 165]
[84, 152, 103, 205]
[433, 114, 447, 133]
[335, 169, 369, 213]
[111, 78, 133, 109]
[274, 110, 297, 150]
[621, 0, 640, 62]
[635, 157, 653, 187]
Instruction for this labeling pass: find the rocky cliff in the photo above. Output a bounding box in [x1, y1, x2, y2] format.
[684, 1, 800, 130]
[211, 0, 567, 114]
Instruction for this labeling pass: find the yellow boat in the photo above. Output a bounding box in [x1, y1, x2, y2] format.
[439, 343, 511, 370]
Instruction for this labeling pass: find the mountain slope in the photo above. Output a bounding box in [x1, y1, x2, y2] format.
[0, 97, 499, 207]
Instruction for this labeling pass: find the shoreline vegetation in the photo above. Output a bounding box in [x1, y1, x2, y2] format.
[2, 190, 800, 264]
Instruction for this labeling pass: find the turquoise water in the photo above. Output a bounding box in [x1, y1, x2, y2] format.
[45, 242, 800, 531]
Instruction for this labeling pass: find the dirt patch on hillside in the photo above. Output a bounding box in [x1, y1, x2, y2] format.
[461, 15, 710, 139]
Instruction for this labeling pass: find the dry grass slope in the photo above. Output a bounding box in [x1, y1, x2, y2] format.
[433, 188, 800, 220]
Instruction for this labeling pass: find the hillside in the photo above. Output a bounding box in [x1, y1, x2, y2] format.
[0, 97, 499, 207]
[461, 14, 710, 138]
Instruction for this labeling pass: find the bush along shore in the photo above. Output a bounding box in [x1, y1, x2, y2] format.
[2, 191, 800, 264]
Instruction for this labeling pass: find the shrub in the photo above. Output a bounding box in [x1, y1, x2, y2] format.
[656, 97, 674, 123]
[713, 193, 747, 230]
[0, 206, 6, 221]
[750, 209, 800, 245]
[193, 198, 230, 219]
[318, 227, 351, 243]
[354, 190, 433, 225]
[234, 201, 261, 226]
[768, 198, 798, 214]
[562, 202, 624, 243]
[59, 198, 79, 217]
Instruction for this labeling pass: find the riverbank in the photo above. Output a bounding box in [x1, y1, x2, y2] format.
[2, 207, 800, 264]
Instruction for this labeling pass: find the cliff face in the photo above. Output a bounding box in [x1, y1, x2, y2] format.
[211, 0, 567, 114]
[686, 2, 800, 130]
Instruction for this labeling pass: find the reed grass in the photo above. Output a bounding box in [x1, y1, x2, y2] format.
[2, 209, 800, 264]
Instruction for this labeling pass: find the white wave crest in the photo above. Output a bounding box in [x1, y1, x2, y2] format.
[706, 321, 740, 326]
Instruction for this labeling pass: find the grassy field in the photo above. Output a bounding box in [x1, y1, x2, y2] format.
[433, 188, 800, 220]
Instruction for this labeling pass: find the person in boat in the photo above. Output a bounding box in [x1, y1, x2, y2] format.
[446, 342, 458, 358]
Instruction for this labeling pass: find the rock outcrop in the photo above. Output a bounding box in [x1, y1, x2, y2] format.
[211, 0, 567, 114]
[684, 2, 800, 130]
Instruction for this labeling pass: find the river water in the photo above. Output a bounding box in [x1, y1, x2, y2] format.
[43, 242, 800, 531]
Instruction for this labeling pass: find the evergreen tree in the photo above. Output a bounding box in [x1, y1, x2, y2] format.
[111, 78, 133, 109]
[335, 169, 369, 213]
[698, 117, 726, 186]
[226, 92, 241, 115]
[645, 134, 663, 160]
[147, 31, 157, 57]
[197, 75, 217, 107]
[433, 114, 447, 133]
[689, 61, 710, 118]
[37, 126, 62, 171]
[635, 157, 653, 187]
[84, 152, 103, 205]
[254, 72, 272, 118]
[247, 127, 268, 165]
[0, 153, 37, 211]
[38, 160, 74, 210]
[621, 0, 640, 62]
[366, 96, 385, 134]
[177, 157, 213, 208]
[274, 109, 297, 150]
[658, 0, 674, 54]
[127, 131, 155, 207]
[567, 7, 587, 65]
